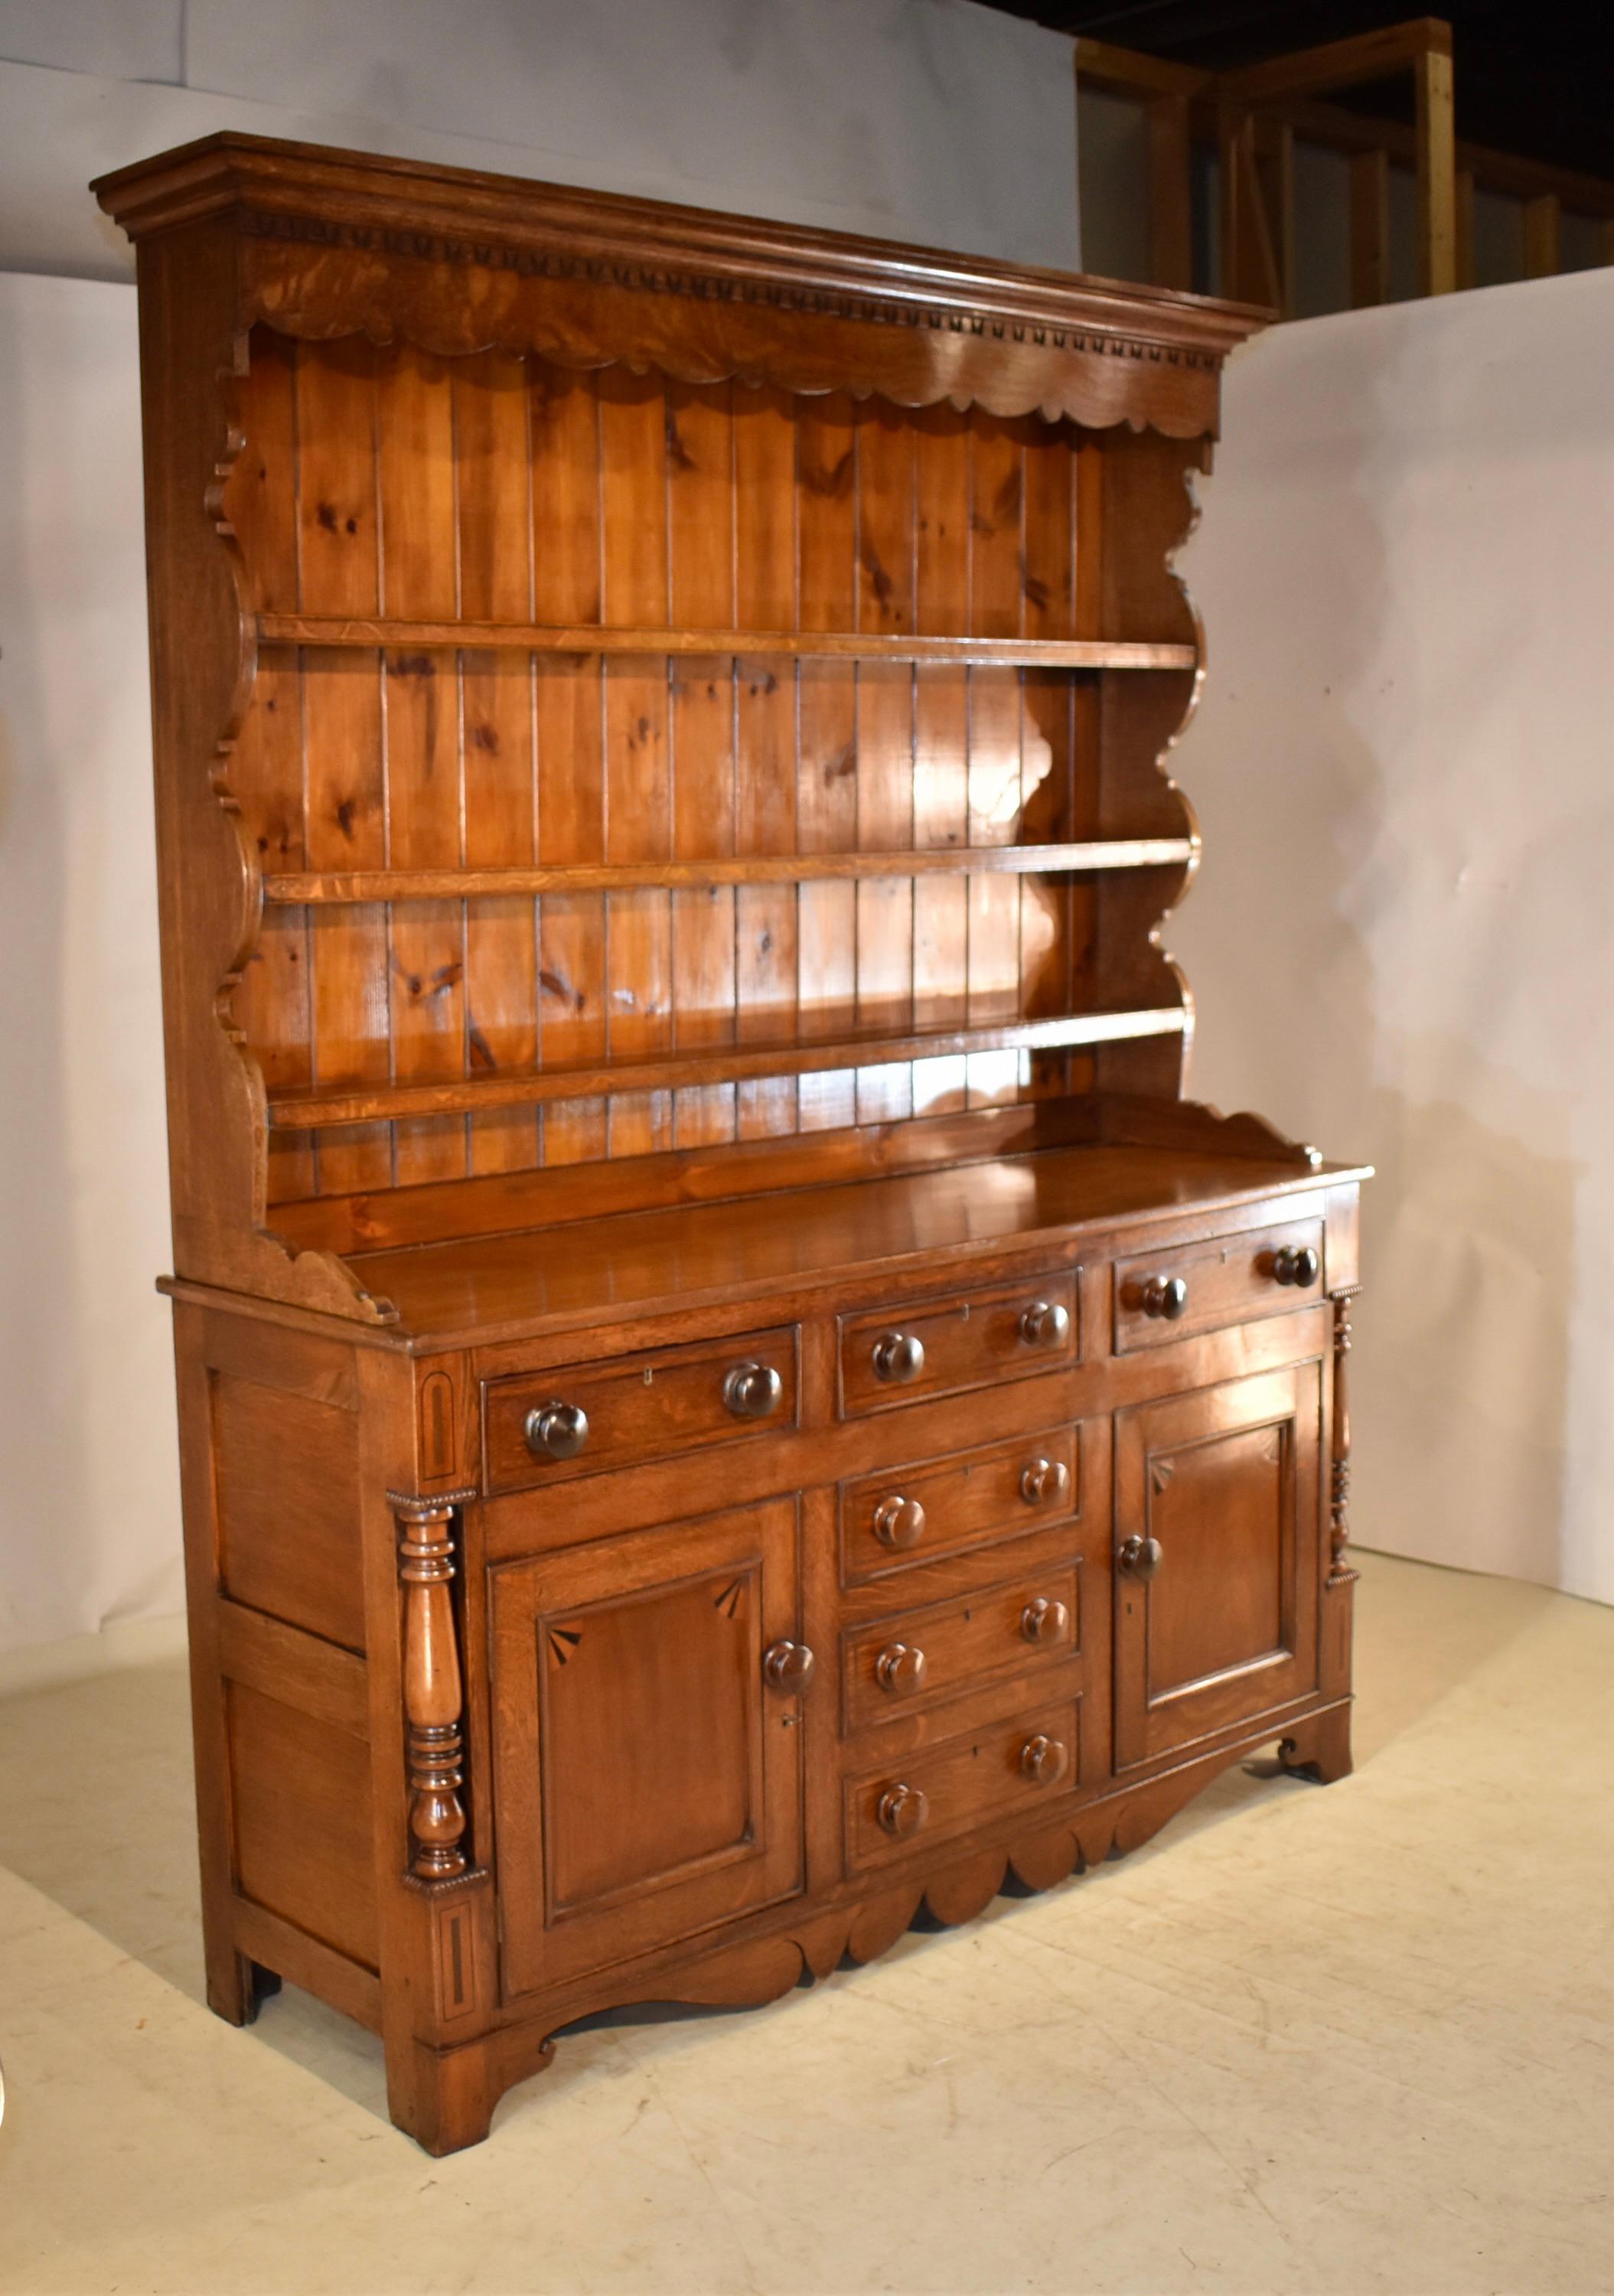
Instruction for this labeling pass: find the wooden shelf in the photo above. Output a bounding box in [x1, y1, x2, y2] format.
[266, 1009, 1188, 1131]
[262, 840, 1197, 905]
[256, 614, 1199, 672]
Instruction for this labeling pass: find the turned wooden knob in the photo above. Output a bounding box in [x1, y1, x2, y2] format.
[872, 1330, 925, 1384]
[722, 1360, 784, 1419]
[762, 1639, 815, 1691]
[1020, 1596, 1069, 1646]
[1019, 1733, 1069, 1786]
[1019, 1298, 1071, 1349]
[1271, 1244, 1320, 1288]
[1117, 1534, 1164, 1582]
[1140, 1276, 1189, 1320]
[874, 1642, 928, 1696]
[876, 1782, 928, 1838]
[523, 1400, 589, 1459]
[1019, 1456, 1070, 1508]
[873, 1495, 926, 1550]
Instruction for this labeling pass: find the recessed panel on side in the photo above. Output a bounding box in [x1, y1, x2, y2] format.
[212, 1374, 365, 1652]
[226, 1680, 379, 1971]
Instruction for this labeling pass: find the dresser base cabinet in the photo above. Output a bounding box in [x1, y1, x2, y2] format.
[168, 1157, 1363, 2156]
[96, 135, 1369, 2151]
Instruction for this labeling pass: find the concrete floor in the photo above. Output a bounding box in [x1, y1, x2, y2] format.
[0, 1551, 1611, 2296]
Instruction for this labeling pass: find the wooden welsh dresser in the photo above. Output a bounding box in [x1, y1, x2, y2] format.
[94, 135, 1368, 2154]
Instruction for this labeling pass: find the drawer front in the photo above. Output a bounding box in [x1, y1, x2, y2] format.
[844, 1697, 1080, 1871]
[838, 1272, 1078, 1419]
[841, 1559, 1079, 1734]
[839, 1424, 1081, 1587]
[483, 1326, 798, 1495]
[1113, 1217, 1324, 1354]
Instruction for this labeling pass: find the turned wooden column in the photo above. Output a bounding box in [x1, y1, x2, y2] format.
[390, 1488, 477, 1881]
[1328, 1289, 1361, 1589]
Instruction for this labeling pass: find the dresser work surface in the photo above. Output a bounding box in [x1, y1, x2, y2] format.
[348, 1145, 1355, 1337]
[97, 132, 1367, 2152]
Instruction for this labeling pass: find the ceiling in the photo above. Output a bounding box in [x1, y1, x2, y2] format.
[978, 2, 1614, 181]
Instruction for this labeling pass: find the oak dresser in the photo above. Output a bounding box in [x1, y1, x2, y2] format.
[94, 134, 1368, 2153]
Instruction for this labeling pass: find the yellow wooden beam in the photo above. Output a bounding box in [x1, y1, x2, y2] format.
[1219, 17, 1451, 105]
[1415, 46, 1458, 295]
[1148, 94, 1195, 292]
[1078, 21, 1614, 304]
[1218, 103, 1281, 308]
[1074, 38, 1211, 100]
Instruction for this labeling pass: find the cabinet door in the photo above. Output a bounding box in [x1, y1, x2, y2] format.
[1113, 1364, 1321, 1769]
[491, 1499, 805, 1996]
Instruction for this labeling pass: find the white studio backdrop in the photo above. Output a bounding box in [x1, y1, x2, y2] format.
[0, 272, 174, 1655]
[0, 0, 1081, 282]
[1174, 265, 1614, 1608]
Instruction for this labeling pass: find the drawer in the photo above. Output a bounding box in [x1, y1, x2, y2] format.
[483, 1326, 798, 1495]
[838, 1271, 1078, 1419]
[1113, 1217, 1324, 1354]
[841, 1557, 1079, 1733]
[839, 1424, 1081, 1587]
[844, 1698, 1081, 1871]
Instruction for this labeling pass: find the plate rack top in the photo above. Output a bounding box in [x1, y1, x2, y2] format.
[95, 133, 1287, 1334]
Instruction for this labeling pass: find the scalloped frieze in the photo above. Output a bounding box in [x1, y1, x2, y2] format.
[236, 219, 1228, 439]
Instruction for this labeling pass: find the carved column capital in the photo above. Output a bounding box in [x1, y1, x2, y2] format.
[390, 1487, 477, 1883]
[388, 1486, 477, 1523]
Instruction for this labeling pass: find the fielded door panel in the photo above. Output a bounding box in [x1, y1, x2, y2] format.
[491, 1498, 805, 1996]
[1113, 1363, 1322, 1769]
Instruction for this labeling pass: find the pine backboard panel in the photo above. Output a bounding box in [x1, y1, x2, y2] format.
[224, 341, 1117, 1205]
